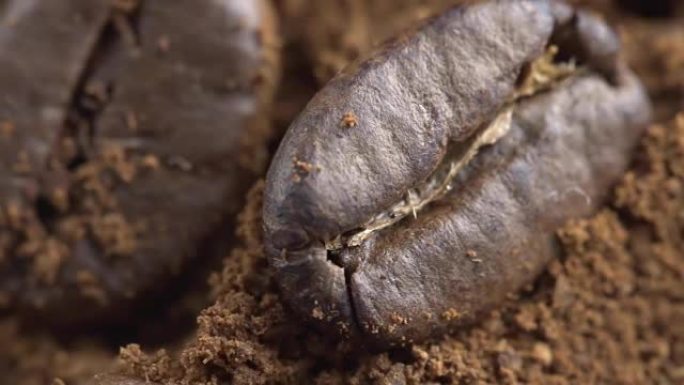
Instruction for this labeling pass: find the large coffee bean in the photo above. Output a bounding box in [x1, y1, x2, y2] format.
[263, 0, 650, 347]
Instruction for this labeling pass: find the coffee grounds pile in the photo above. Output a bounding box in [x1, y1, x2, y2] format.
[117, 113, 684, 385]
[1, 1, 684, 384]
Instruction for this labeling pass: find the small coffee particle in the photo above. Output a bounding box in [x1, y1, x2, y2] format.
[312, 307, 324, 320]
[292, 158, 321, 182]
[531, 342, 553, 366]
[341, 111, 358, 128]
[0, 121, 14, 138]
[140, 155, 160, 170]
[441, 308, 461, 321]
[157, 35, 170, 53]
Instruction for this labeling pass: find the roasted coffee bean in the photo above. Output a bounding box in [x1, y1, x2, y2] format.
[0, 0, 278, 323]
[263, 0, 651, 347]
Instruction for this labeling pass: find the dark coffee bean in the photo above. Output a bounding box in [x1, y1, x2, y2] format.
[263, 0, 651, 347]
[0, 0, 278, 323]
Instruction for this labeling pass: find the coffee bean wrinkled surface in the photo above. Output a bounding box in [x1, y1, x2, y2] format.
[264, 0, 651, 346]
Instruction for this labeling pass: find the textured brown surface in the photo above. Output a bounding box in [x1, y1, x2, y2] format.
[1, 0, 684, 384]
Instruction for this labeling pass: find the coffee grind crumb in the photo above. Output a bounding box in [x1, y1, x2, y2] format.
[118, 114, 684, 384]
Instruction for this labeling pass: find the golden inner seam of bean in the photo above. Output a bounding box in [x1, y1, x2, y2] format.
[325, 46, 576, 251]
